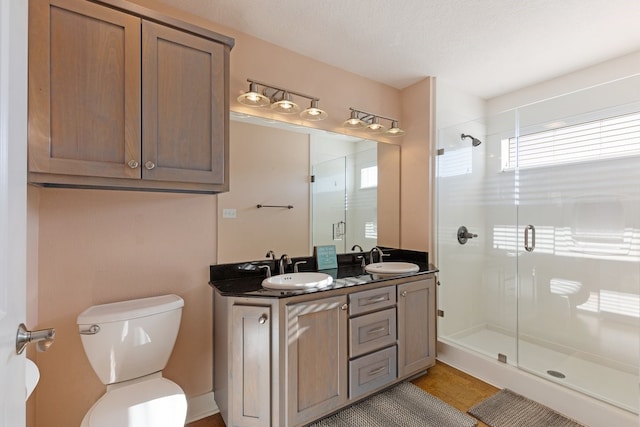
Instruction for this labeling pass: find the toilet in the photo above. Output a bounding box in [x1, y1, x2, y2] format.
[77, 294, 187, 427]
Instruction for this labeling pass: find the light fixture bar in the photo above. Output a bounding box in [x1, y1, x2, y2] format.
[247, 79, 319, 104]
[346, 108, 405, 136]
[238, 79, 328, 121]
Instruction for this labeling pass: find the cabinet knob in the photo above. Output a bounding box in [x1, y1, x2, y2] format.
[145, 161, 156, 170]
[127, 160, 139, 169]
[340, 303, 348, 311]
[400, 290, 408, 297]
[258, 314, 268, 324]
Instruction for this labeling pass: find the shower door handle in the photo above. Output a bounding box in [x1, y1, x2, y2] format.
[524, 224, 536, 252]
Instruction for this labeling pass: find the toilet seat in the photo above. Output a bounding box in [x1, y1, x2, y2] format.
[81, 377, 187, 427]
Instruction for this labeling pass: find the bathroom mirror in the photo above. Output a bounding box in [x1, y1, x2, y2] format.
[217, 113, 400, 263]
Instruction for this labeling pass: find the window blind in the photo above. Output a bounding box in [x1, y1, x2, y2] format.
[505, 112, 640, 170]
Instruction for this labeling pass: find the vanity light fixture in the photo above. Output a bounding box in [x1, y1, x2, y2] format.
[300, 99, 329, 121]
[343, 110, 366, 129]
[387, 121, 406, 136]
[344, 108, 405, 136]
[237, 79, 328, 121]
[270, 92, 300, 114]
[236, 81, 270, 107]
[367, 116, 386, 133]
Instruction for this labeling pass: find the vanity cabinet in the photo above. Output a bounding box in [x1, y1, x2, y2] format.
[214, 273, 437, 427]
[286, 295, 348, 426]
[231, 305, 271, 427]
[28, 0, 233, 193]
[398, 278, 436, 377]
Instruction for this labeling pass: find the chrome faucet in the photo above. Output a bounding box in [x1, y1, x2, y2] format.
[279, 254, 292, 275]
[257, 264, 271, 278]
[294, 260, 307, 273]
[265, 250, 276, 261]
[351, 245, 366, 267]
[369, 246, 387, 264]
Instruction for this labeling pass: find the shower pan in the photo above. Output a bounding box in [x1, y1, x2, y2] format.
[436, 89, 640, 423]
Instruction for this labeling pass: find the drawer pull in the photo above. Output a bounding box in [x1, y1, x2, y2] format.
[365, 295, 388, 303]
[367, 326, 387, 335]
[368, 366, 387, 376]
[400, 290, 408, 297]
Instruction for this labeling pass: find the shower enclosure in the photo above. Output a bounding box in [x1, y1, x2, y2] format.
[436, 80, 640, 417]
[311, 139, 378, 253]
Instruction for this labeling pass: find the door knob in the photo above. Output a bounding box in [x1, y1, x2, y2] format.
[16, 324, 55, 355]
[457, 225, 478, 245]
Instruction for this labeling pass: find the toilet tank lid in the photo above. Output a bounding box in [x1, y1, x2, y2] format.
[77, 294, 184, 325]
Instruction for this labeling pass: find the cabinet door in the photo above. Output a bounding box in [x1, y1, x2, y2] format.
[29, 0, 141, 178]
[286, 295, 348, 426]
[142, 20, 227, 185]
[231, 305, 271, 427]
[397, 277, 436, 377]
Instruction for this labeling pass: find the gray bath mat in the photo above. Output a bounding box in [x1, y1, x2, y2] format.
[308, 381, 477, 427]
[468, 389, 585, 427]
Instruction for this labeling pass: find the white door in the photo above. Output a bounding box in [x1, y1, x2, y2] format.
[0, 0, 29, 425]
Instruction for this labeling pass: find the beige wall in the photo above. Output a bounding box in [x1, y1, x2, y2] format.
[30, 188, 216, 426]
[27, 2, 434, 426]
[400, 78, 435, 252]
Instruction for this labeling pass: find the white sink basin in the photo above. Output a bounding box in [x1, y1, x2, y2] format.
[365, 262, 419, 278]
[25, 358, 39, 401]
[262, 272, 333, 290]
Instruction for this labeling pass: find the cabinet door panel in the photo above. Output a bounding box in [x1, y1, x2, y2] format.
[29, 0, 141, 178]
[142, 20, 227, 184]
[231, 305, 271, 427]
[397, 277, 436, 377]
[286, 295, 347, 426]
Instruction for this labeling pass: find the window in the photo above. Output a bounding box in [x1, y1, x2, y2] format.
[360, 165, 378, 189]
[502, 112, 640, 170]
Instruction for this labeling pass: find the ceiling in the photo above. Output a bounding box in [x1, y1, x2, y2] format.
[160, 0, 640, 99]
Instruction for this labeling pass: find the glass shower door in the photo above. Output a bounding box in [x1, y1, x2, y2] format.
[436, 110, 519, 365]
[515, 101, 640, 412]
[312, 157, 347, 253]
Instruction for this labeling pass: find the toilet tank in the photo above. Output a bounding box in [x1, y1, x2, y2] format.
[77, 294, 184, 385]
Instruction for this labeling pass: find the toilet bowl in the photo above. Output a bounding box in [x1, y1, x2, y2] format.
[77, 294, 187, 427]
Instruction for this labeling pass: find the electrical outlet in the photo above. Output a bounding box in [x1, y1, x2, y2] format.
[222, 208, 237, 219]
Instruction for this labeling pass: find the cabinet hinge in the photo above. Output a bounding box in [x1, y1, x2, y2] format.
[310, 175, 315, 183]
[498, 353, 507, 363]
[437, 309, 444, 317]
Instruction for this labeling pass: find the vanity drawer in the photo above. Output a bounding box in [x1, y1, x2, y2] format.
[349, 307, 396, 358]
[349, 345, 397, 399]
[349, 285, 396, 316]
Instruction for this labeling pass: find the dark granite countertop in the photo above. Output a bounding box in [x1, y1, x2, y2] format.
[209, 248, 438, 298]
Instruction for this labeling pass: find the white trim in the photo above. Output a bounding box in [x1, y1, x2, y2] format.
[186, 392, 219, 424]
[437, 340, 639, 427]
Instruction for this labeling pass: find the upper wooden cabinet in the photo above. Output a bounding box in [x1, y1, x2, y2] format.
[28, 0, 234, 193]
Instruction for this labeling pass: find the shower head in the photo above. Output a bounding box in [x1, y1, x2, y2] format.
[461, 133, 482, 146]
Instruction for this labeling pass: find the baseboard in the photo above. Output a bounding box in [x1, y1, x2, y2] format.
[186, 392, 219, 424]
